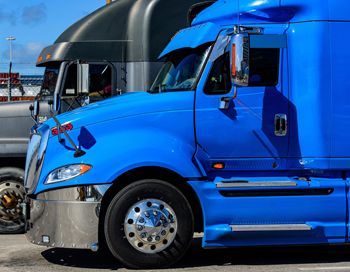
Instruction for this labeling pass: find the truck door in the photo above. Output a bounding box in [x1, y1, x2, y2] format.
[195, 32, 289, 174]
[194, 31, 346, 245]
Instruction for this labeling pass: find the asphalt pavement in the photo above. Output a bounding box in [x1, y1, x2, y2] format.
[2, 234, 350, 272]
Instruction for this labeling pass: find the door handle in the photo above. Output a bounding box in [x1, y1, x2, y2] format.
[275, 114, 287, 136]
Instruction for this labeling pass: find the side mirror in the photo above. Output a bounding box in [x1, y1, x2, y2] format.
[53, 92, 60, 113]
[29, 100, 40, 124]
[230, 33, 250, 87]
[33, 100, 40, 117]
[77, 63, 90, 94]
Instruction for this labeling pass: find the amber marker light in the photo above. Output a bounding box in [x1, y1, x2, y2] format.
[80, 164, 92, 174]
[212, 162, 225, 169]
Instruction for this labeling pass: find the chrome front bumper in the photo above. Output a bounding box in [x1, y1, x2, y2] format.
[25, 186, 102, 250]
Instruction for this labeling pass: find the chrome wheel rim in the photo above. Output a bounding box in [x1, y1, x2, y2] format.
[124, 198, 177, 254]
[0, 181, 25, 225]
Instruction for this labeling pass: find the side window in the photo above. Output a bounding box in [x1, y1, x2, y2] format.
[61, 64, 113, 112]
[88, 64, 112, 102]
[62, 64, 77, 96]
[204, 52, 232, 94]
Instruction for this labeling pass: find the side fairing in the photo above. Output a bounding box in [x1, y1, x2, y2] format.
[34, 92, 202, 194]
[286, 22, 332, 168]
[329, 22, 350, 166]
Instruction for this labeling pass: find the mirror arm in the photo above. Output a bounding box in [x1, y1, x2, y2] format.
[47, 99, 85, 157]
[219, 86, 238, 110]
[51, 113, 86, 158]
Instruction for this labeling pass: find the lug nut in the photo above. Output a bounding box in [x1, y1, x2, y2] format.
[147, 236, 153, 242]
[137, 225, 143, 231]
[161, 230, 166, 236]
[144, 211, 150, 218]
[141, 232, 147, 239]
[155, 236, 160, 241]
[139, 217, 145, 223]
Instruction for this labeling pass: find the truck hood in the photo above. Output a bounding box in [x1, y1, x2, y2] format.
[51, 91, 194, 130]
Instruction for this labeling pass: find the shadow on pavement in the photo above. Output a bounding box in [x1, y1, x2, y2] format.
[41, 238, 350, 270]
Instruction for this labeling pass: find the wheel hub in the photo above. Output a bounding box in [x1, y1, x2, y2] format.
[2, 193, 18, 209]
[124, 199, 177, 253]
[0, 181, 25, 223]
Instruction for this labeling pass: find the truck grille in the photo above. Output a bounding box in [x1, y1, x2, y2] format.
[24, 124, 49, 194]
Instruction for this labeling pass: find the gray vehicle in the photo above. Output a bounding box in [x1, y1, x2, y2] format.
[0, 102, 28, 233]
[0, 101, 49, 233]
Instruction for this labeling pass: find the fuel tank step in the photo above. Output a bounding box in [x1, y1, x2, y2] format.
[216, 180, 297, 188]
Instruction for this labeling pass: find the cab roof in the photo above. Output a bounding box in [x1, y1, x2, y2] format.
[37, 0, 208, 67]
[160, 0, 350, 59]
[193, 0, 350, 27]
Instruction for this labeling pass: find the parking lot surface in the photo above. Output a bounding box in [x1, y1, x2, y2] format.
[2, 235, 350, 272]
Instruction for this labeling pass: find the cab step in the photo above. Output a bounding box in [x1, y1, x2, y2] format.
[230, 224, 312, 232]
[216, 180, 297, 188]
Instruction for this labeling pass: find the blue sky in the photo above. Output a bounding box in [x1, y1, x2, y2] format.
[0, 0, 105, 74]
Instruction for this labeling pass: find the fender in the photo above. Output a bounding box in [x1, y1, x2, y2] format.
[34, 109, 203, 194]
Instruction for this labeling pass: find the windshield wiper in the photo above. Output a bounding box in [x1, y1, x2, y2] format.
[149, 85, 193, 94]
[149, 84, 168, 93]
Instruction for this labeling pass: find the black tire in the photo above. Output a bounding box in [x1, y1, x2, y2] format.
[0, 167, 26, 234]
[104, 179, 194, 269]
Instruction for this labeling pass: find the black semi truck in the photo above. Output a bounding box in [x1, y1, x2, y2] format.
[0, 0, 214, 233]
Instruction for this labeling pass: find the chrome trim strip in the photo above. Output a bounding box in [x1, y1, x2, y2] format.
[230, 224, 312, 232]
[216, 181, 297, 188]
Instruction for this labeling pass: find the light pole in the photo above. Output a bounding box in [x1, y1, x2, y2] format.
[6, 36, 15, 101]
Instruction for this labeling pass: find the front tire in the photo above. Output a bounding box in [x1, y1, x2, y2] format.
[104, 179, 194, 269]
[0, 168, 26, 234]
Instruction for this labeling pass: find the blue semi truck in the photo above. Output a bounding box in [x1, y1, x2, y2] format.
[24, 0, 350, 269]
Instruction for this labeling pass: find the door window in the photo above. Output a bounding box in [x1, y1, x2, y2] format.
[204, 52, 232, 94]
[62, 64, 77, 97]
[88, 64, 112, 102]
[60, 63, 113, 112]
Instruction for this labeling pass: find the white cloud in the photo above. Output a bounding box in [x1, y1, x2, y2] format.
[21, 3, 47, 25]
[0, 3, 47, 26]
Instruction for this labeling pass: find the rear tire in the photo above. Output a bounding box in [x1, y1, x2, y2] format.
[104, 179, 194, 269]
[0, 168, 25, 234]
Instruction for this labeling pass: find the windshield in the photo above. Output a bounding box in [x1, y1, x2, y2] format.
[40, 66, 59, 96]
[149, 44, 210, 93]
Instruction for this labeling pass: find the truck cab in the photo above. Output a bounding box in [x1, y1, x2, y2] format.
[25, 0, 350, 269]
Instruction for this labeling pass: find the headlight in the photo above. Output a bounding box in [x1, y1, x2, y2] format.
[45, 164, 92, 184]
